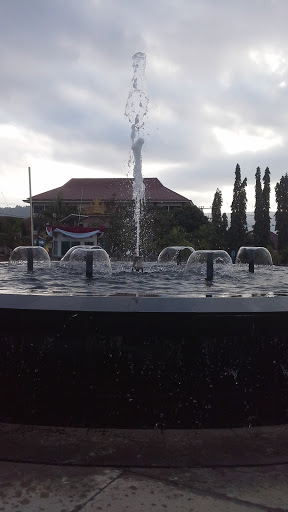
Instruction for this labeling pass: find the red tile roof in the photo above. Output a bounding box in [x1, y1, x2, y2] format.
[25, 178, 190, 204]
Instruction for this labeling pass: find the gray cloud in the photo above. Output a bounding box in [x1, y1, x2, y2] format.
[0, 0, 288, 211]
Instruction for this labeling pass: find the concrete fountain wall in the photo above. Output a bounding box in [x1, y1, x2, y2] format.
[1, 292, 288, 429]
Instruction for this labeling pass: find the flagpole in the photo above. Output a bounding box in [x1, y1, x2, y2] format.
[28, 167, 34, 246]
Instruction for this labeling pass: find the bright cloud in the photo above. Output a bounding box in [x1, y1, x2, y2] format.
[149, 55, 180, 75]
[213, 126, 283, 154]
[249, 49, 286, 74]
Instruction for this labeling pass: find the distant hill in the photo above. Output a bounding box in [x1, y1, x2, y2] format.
[0, 206, 30, 218]
[241, 212, 276, 233]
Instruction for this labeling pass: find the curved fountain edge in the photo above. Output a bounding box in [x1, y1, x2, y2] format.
[0, 293, 288, 313]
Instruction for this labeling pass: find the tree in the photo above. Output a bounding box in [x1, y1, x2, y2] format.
[222, 213, 228, 234]
[254, 166, 271, 247]
[275, 173, 288, 252]
[45, 193, 78, 223]
[105, 202, 210, 259]
[105, 203, 135, 258]
[142, 204, 201, 258]
[172, 203, 209, 234]
[229, 163, 248, 251]
[0, 217, 28, 249]
[262, 166, 271, 247]
[192, 222, 214, 250]
[171, 203, 211, 249]
[35, 193, 78, 231]
[211, 188, 223, 249]
[253, 166, 263, 246]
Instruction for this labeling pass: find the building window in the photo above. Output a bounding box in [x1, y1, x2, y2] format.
[33, 205, 45, 214]
[61, 241, 83, 256]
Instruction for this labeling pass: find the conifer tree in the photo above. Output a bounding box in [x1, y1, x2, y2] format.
[229, 163, 247, 250]
[221, 212, 228, 233]
[275, 173, 288, 251]
[253, 166, 271, 247]
[253, 167, 263, 246]
[211, 188, 223, 248]
[262, 166, 271, 246]
[221, 212, 228, 249]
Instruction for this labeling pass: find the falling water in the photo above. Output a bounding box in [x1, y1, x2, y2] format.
[125, 52, 149, 256]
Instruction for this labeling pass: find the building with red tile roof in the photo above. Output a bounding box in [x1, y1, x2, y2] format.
[24, 178, 191, 259]
[24, 178, 191, 214]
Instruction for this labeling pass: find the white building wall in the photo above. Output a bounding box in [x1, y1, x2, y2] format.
[52, 232, 98, 258]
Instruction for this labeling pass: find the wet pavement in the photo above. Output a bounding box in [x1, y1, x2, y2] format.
[0, 423, 288, 511]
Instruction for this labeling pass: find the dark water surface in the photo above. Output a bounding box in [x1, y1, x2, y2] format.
[2, 261, 288, 297]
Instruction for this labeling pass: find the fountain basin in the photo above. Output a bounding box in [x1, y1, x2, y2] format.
[1, 292, 288, 429]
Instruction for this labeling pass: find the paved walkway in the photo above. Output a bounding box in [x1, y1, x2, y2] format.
[1, 423, 288, 511]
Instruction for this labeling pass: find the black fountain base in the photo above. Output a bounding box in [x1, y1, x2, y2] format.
[0, 294, 288, 429]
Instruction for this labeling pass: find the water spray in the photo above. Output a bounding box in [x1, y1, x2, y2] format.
[27, 247, 33, 272]
[206, 252, 214, 281]
[86, 251, 94, 278]
[125, 52, 149, 263]
[248, 250, 255, 273]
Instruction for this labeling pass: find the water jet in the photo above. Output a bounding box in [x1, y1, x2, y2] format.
[132, 255, 144, 272]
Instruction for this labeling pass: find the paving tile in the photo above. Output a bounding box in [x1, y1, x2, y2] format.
[0, 462, 121, 512]
[81, 472, 261, 511]
[130, 466, 288, 510]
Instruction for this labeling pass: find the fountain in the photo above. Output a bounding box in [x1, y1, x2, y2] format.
[158, 246, 195, 264]
[9, 245, 51, 271]
[186, 250, 232, 282]
[125, 52, 148, 266]
[236, 246, 273, 266]
[68, 247, 112, 276]
[0, 54, 288, 430]
[60, 245, 102, 265]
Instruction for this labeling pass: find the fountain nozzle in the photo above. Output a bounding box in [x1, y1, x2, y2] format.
[132, 255, 143, 272]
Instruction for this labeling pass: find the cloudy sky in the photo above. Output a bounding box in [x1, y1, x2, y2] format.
[1, 0, 288, 218]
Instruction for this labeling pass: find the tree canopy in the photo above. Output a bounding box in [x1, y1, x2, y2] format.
[229, 163, 248, 251]
[275, 173, 288, 252]
[262, 167, 271, 246]
[211, 188, 227, 249]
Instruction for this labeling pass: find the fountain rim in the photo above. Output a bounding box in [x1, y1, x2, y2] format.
[0, 293, 288, 313]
